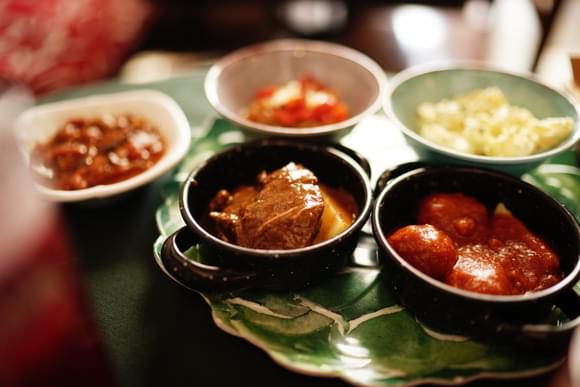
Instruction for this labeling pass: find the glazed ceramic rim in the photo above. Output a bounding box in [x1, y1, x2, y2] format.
[372, 165, 580, 304]
[383, 61, 580, 165]
[204, 39, 387, 137]
[13, 90, 192, 202]
[180, 140, 373, 258]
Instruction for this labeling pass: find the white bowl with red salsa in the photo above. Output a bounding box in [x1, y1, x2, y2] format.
[204, 39, 386, 138]
[14, 90, 191, 202]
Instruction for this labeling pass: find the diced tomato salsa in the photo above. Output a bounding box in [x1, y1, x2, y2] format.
[247, 75, 349, 128]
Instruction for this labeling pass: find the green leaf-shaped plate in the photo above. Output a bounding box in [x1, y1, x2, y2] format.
[154, 116, 579, 386]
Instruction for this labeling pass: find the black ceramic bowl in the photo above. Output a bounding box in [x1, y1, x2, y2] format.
[161, 140, 372, 292]
[372, 164, 580, 353]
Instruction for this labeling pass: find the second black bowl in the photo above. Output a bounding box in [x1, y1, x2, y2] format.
[372, 165, 580, 353]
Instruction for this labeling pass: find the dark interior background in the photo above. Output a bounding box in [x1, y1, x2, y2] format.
[139, 0, 562, 72]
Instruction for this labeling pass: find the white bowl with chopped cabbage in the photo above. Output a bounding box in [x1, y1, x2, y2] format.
[384, 64, 580, 174]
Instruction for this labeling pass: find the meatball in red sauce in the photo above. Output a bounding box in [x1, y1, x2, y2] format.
[388, 193, 563, 296]
[418, 193, 488, 245]
[488, 213, 562, 293]
[388, 224, 457, 280]
[447, 244, 514, 295]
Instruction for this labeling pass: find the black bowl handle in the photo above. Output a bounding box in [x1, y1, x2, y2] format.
[412, 287, 580, 354]
[332, 143, 372, 179]
[161, 226, 262, 292]
[496, 288, 580, 353]
[374, 161, 429, 195]
[528, 287, 580, 332]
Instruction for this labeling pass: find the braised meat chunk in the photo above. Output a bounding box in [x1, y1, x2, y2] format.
[208, 162, 325, 250]
[208, 186, 259, 244]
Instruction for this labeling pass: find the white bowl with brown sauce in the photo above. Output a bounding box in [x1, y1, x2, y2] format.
[13, 90, 191, 202]
[160, 140, 372, 292]
[204, 39, 386, 138]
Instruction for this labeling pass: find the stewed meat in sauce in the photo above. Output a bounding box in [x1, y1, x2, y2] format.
[30, 114, 165, 190]
[207, 162, 358, 250]
[388, 193, 562, 295]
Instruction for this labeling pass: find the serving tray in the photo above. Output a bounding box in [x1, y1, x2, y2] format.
[153, 116, 580, 386]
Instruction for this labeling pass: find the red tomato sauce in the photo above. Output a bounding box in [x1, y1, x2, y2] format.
[30, 114, 165, 190]
[246, 75, 349, 128]
[388, 193, 562, 295]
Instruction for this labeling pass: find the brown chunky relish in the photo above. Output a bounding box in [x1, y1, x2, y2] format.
[30, 114, 165, 190]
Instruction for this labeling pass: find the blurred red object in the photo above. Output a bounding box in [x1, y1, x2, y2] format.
[0, 213, 119, 387]
[0, 83, 118, 386]
[0, 0, 155, 95]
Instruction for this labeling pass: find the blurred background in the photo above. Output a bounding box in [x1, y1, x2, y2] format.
[1, 0, 579, 94]
[1, 1, 579, 387]
[136, 0, 553, 71]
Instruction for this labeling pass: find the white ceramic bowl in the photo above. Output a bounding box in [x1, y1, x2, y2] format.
[13, 90, 191, 202]
[204, 39, 386, 138]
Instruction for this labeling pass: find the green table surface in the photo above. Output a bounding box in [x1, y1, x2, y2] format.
[43, 69, 574, 387]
